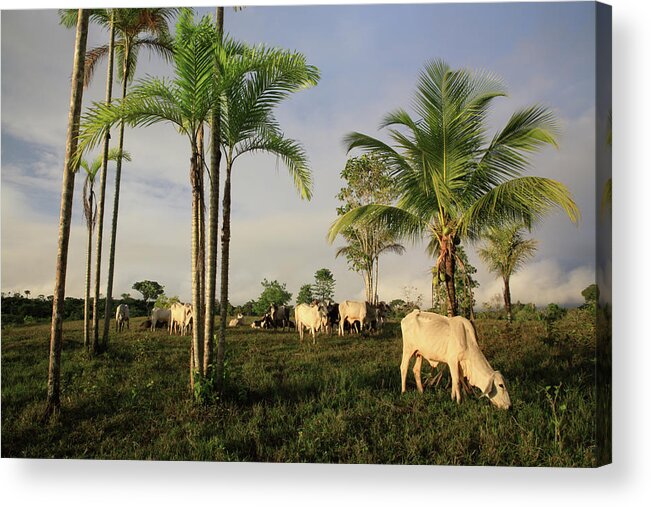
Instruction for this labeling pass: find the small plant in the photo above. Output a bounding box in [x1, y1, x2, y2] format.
[543, 383, 567, 452]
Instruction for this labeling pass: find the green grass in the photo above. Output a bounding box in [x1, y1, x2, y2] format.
[1, 314, 597, 465]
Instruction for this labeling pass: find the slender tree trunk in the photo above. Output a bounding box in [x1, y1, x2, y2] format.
[92, 12, 116, 354]
[83, 213, 92, 350]
[374, 256, 380, 304]
[203, 7, 223, 376]
[444, 238, 457, 317]
[503, 276, 512, 322]
[44, 9, 89, 421]
[101, 43, 130, 350]
[197, 125, 206, 376]
[216, 160, 232, 392]
[191, 148, 205, 379]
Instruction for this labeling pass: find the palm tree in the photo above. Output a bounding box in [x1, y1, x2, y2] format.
[79, 148, 131, 349]
[59, 8, 117, 355]
[45, 9, 90, 421]
[79, 11, 217, 385]
[98, 8, 178, 351]
[215, 45, 319, 391]
[328, 59, 579, 316]
[478, 224, 537, 322]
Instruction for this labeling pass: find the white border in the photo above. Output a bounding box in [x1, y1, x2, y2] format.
[2, 0, 649, 505]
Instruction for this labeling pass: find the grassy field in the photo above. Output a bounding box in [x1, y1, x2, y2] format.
[1, 312, 597, 465]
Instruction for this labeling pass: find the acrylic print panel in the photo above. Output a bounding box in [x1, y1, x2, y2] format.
[1, 2, 611, 466]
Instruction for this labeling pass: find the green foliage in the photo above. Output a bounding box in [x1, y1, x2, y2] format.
[154, 294, 180, 309]
[545, 303, 567, 323]
[253, 279, 292, 315]
[312, 268, 335, 302]
[512, 302, 541, 322]
[581, 284, 599, 305]
[478, 224, 538, 282]
[132, 280, 165, 304]
[543, 384, 568, 452]
[431, 245, 479, 318]
[296, 284, 314, 305]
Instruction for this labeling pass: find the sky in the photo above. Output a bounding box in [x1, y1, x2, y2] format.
[1, 1, 602, 308]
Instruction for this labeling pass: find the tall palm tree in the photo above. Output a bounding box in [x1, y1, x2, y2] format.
[80, 148, 131, 349]
[215, 47, 319, 391]
[203, 6, 224, 380]
[59, 8, 117, 355]
[91, 8, 178, 351]
[478, 224, 537, 322]
[45, 9, 90, 421]
[79, 10, 216, 385]
[328, 59, 579, 316]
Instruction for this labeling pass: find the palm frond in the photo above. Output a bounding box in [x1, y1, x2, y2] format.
[460, 176, 580, 240]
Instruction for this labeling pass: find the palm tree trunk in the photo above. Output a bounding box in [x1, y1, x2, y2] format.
[191, 148, 205, 379]
[45, 9, 89, 421]
[503, 276, 512, 322]
[444, 238, 457, 317]
[216, 159, 232, 392]
[203, 7, 223, 376]
[197, 125, 206, 375]
[374, 256, 380, 304]
[91, 11, 116, 354]
[83, 208, 92, 350]
[101, 42, 130, 350]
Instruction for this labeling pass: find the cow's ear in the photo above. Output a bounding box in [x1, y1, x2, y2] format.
[483, 372, 496, 396]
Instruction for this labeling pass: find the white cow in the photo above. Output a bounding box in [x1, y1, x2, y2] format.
[151, 307, 171, 331]
[115, 304, 130, 332]
[295, 303, 327, 344]
[170, 302, 192, 335]
[228, 313, 244, 327]
[338, 300, 368, 336]
[400, 310, 511, 410]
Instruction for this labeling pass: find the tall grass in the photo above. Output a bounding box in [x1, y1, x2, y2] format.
[1, 313, 597, 465]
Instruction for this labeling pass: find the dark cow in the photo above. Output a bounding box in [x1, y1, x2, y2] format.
[269, 303, 292, 331]
[251, 313, 274, 329]
[325, 302, 339, 334]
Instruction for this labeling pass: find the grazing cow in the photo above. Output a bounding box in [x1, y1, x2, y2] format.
[400, 310, 511, 409]
[251, 313, 274, 329]
[151, 307, 171, 331]
[115, 304, 130, 332]
[269, 304, 292, 331]
[338, 300, 369, 336]
[228, 313, 244, 327]
[294, 302, 328, 344]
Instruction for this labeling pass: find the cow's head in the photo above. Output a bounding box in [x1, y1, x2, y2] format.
[482, 371, 511, 410]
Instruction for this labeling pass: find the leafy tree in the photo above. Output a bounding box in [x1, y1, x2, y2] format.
[296, 284, 314, 305]
[581, 284, 599, 304]
[24, 290, 31, 298]
[313, 268, 335, 302]
[45, 9, 90, 421]
[154, 294, 180, 309]
[253, 279, 292, 315]
[328, 59, 579, 316]
[334, 154, 404, 303]
[132, 280, 164, 310]
[478, 224, 537, 322]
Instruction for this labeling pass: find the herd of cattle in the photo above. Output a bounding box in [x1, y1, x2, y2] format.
[113, 300, 511, 409]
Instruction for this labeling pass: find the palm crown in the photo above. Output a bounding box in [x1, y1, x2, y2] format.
[328, 59, 579, 315]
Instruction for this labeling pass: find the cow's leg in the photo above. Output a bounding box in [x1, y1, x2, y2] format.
[413, 354, 424, 393]
[311, 326, 316, 345]
[400, 347, 415, 393]
[449, 361, 462, 403]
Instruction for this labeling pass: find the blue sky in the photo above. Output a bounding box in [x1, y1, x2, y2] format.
[1, 2, 602, 306]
